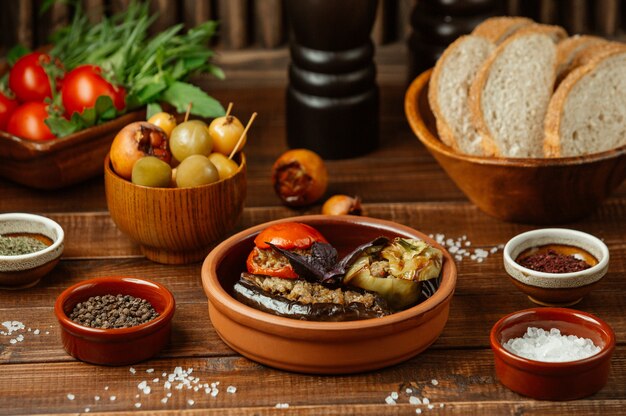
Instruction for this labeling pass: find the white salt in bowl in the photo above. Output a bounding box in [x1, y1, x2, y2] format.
[503, 228, 609, 306]
[0, 213, 64, 289]
[490, 307, 615, 400]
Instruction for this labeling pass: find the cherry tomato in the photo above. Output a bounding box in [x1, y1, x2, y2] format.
[254, 222, 328, 250]
[6, 102, 56, 141]
[0, 91, 19, 131]
[61, 65, 125, 117]
[8, 52, 55, 102]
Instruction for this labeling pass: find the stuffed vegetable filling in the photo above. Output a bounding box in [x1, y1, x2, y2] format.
[236, 222, 444, 321]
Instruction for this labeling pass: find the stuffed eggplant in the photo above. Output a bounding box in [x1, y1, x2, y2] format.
[234, 273, 391, 321]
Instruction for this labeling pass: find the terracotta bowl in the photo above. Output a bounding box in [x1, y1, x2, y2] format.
[503, 228, 609, 307]
[0, 213, 64, 289]
[54, 276, 175, 366]
[404, 69, 626, 224]
[201, 215, 457, 374]
[490, 308, 615, 400]
[104, 153, 247, 264]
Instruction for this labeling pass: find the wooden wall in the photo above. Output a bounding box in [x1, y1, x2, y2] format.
[0, 0, 624, 54]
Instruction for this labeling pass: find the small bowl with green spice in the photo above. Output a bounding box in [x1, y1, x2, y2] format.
[0, 213, 64, 289]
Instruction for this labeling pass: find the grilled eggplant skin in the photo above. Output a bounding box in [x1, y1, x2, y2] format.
[233, 276, 391, 322]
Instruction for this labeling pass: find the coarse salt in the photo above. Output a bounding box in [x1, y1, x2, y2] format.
[385, 396, 396, 405]
[409, 396, 421, 405]
[275, 403, 290, 409]
[188, 399, 195, 406]
[146, 368, 154, 373]
[504, 327, 601, 362]
[33, 329, 40, 335]
[431, 379, 438, 386]
[134, 403, 141, 408]
[66, 394, 75, 401]
[227, 386, 237, 394]
[428, 404, 435, 410]
[129, 367, 136, 374]
[423, 398, 430, 404]
[415, 409, 422, 414]
[110, 396, 116, 401]
[390, 391, 399, 400]
[161, 397, 168, 404]
[84, 408, 90, 413]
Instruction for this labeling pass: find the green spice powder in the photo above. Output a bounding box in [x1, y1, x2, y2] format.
[0, 235, 48, 256]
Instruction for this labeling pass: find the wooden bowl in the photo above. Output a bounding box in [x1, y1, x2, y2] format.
[0, 111, 145, 189]
[104, 153, 247, 264]
[201, 215, 457, 374]
[490, 308, 615, 400]
[503, 228, 609, 307]
[404, 69, 626, 224]
[54, 276, 175, 366]
[0, 213, 64, 289]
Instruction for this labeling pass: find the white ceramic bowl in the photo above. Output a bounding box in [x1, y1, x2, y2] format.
[0, 213, 65, 289]
[503, 228, 609, 306]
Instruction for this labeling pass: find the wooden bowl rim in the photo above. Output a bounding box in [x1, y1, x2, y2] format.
[202, 214, 457, 332]
[405, 69, 626, 167]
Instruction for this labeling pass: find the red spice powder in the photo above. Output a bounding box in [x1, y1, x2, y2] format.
[517, 249, 591, 273]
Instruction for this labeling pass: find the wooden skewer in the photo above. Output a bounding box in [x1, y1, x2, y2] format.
[184, 102, 193, 122]
[228, 112, 257, 160]
[225, 102, 234, 117]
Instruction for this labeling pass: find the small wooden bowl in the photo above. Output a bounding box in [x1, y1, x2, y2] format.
[104, 153, 247, 264]
[503, 228, 609, 307]
[54, 276, 175, 366]
[0, 213, 64, 289]
[490, 308, 615, 400]
[201, 215, 457, 374]
[0, 111, 145, 189]
[405, 69, 626, 224]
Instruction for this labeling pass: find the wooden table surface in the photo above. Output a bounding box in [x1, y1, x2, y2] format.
[1, 46, 625, 415]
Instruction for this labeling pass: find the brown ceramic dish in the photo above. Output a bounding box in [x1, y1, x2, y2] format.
[0, 213, 64, 289]
[54, 276, 175, 366]
[404, 69, 626, 224]
[503, 228, 609, 307]
[201, 215, 457, 374]
[0, 110, 145, 189]
[104, 152, 247, 264]
[490, 308, 615, 400]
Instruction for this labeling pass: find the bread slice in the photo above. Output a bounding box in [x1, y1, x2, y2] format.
[428, 35, 495, 155]
[555, 35, 606, 84]
[470, 32, 558, 158]
[517, 23, 567, 44]
[544, 47, 626, 157]
[472, 17, 534, 45]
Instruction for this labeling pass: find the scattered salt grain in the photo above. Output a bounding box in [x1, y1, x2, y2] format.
[415, 409, 422, 414]
[405, 388, 413, 394]
[409, 396, 421, 405]
[109, 396, 116, 401]
[423, 398, 430, 404]
[211, 389, 219, 397]
[104, 386, 109, 391]
[164, 381, 171, 390]
[390, 391, 399, 400]
[45, 331, 50, 335]
[504, 327, 601, 362]
[167, 392, 172, 398]
[134, 403, 141, 408]
[33, 329, 40, 335]
[227, 386, 237, 394]
[153, 378, 159, 383]
[66, 394, 75, 401]
[9, 339, 16, 344]
[161, 397, 168, 404]
[162, 372, 167, 377]
[275, 403, 290, 409]
[2, 321, 25, 335]
[129, 367, 136, 374]
[94, 396, 100, 401]
[440, 403, 445, 408]
[428, 404, 435, 410]
[431, 379, 439, 386]
[385, 396, 396, 405]
[84, 408, 90, 413]
[143, 386, 151, 395]
[137, 381, 147, 390]
[146, 368, 154, 373]
[188, 399, 195, 406]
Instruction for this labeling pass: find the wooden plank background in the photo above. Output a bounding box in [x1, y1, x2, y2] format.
[0, 0, 624, 54]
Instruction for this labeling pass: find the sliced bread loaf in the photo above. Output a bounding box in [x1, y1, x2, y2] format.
[471, 16, 534, 45]
[517, 23, 567, 44]
[544, 47, 626, 157]
[470, 32, 558, 158]
[428, 35, 495, 155]
[555, 35, 606, 84]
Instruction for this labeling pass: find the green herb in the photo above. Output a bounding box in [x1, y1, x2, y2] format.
[45, 1, 224, 137]
[0, 236, 48, 256]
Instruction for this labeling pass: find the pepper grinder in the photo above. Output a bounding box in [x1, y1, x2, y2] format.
[285, 0, 379, 159]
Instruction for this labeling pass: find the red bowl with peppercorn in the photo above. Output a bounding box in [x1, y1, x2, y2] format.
[54, 276, 175, 366]
[490, 307, 615, 400]
[503, 228, 609, 307]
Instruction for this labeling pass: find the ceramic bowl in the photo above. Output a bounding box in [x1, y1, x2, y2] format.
[503, 228, 609, 307]
[104, 152, 247, 264]
[54, 276, 175, 366]
[404, 69, 626, 224]
[201, 215, 457, 374]
[490, 307, 615, 400]
[0, 213, 64, 289]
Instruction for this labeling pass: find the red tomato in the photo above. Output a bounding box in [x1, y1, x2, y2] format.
[246, 248, 299, 279]
[61, 65, 125, 117]
[9, 52, 54, 102]
[0, 91, 19, 131]
[6, 102, 56, 141]
[254, 222, 328, 250]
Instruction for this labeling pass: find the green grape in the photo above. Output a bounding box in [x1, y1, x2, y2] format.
[170, 120, 213, 162]
[175, 155, 219, 188]
[131, 156, 173, 188]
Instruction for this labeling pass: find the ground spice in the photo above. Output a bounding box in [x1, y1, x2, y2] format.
[0, 235, 48, 256]
[517, 249, 591, 273]
[70, 294, 159, 329]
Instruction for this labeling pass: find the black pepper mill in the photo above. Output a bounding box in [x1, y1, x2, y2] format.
[285, 0, 379, 159]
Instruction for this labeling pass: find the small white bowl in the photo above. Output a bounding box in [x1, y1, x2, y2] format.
[0, 213, 65, 289]
[503, 228, 609, 306]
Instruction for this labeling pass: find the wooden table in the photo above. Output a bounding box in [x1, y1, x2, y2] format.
[1, 46, 625, 415]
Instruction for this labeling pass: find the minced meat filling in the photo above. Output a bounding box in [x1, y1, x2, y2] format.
[250, 247, 310, 271]
[242, 274, 380, 308]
